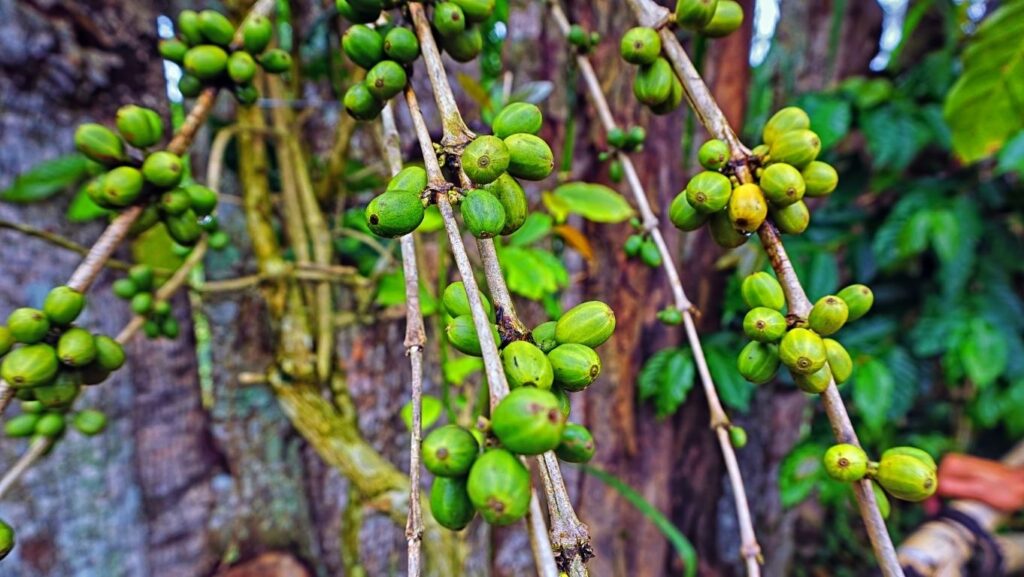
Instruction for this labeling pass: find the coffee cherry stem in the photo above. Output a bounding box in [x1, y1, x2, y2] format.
[550, 3, 765, 573]
[624, 0, 901, 574]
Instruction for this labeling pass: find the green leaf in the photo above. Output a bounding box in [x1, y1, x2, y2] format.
[705, 340, 753, 412]
[804, 251, 839, 299]
[852, 358, 894, 435]
[506, 212, 552, 247]
[579, 465, 697, 577]
[637, 347, 695, 418]
[0, 154, 92, 203]
[500, 246, 561, 301]
[959, 318, 1008, 388]
[943, 1, 1024, 163]
[401, 395, 443, 431]
[373, 269, 439, 315]
[66, 186, 111, 222]
[861, 105, 926, 171]
[778, 444, 825, 508]
[550, 182, 634, 223]
[996, 131, 1024, 175]
[928, 208, 960, 264]
[443, 357, 483, 386]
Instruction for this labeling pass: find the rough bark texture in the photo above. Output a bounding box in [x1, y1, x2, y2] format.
[0, 0, 883, 576]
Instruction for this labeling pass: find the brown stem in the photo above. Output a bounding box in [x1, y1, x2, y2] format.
[380, 102, 428, 577]
[623, 0, 901, 574]
[0, 220, 135, 272]
[0, 437, 52, 500]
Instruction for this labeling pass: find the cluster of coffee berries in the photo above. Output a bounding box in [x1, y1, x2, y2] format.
[620, 28, 683, 115]
[341, 23, 419, 120]
[111, 265, 180, 340]
[75, 106, 220, 247]
[425, 291, 609, 530]
[160, 10, 288, 104]
[365, 166, 428, 238]
[673, 0, 744, 38]
[567, 24, 601, 53]
[623, 232, 663, 269]
[669, 106, 837, 248]
[736, 272, 873, 392]
[430, 0, 495, 62]
[824, 444, 938, 506]
[0, 287, 126, 418]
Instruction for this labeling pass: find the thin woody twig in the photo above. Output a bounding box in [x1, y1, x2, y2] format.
[0, 220, 135, 272]
[0, 437, 51, 500]
[546, 3, 761, 573]
[379, 102, 428, 577]
[622, 0, 902, 574]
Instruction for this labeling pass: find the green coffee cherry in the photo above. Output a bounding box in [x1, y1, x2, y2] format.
[729, 425, 748, 449]
[620, 27, 661, 65]
[504, 134, 554, 181]
[608, 127, 627, 149]
[441, 26, 483, 62]
[446, 315, 499, 357]
[483, 173, 528, 235]
[649, 73, 683, 115]
[881, 447, 937, 472]
[794, 363, 832, 394]
[823, 339, 852, 384]
[346, 0, 384, 17]
[552, 386, 571, 418]
[386, 166, 428, 194]
[676, 0, 718, 29]
[116, 105, 164, 149]
[0, 518, 13, 560]
[1, 344, 59, 388]
[872, 480, 891, 519]
[100, 166, 144, 207]
[94, 335, 126, 371]
[685, 171, 732, 214]
[669, 191, 710, 231]
[5, 413, 39, 438]
[808, 295, 849, 336]
[434, 2, 467, 38]
[161, 317, 180, 340]
[548, 343, 601, 391]
[709, 211, 748, 248]
[779, 328, 826, 375]
[568, 25, 589, 49]
[241, 14, 272, 53]
[128, 264, 154, 290]
[184, 45, 229, 80]
[698, 138, 729, 170]
[728, 183, 768, 233]
[555, 301, 615, 348]
[227, 51, 258, 84]
[35, 370, 81, 407]
[556, 423, 596, 463]
[164, 210, 203, 246]
[430, 476, 476, 531]
[461, 135, 510, 185]
[0, 327, 12, 357]
[531, 321, 558, 353]
[197, 10, 235, 46]
[492, 102, 543, 139]
[75, 123, 125, 166]
[492, 387, 565, 455]
[467, 449, 531, 525]
[633, 57, 673, 106]
[741, 272, 786, 311]
[343, 25, 384, 69]
[759, 163, 806, 207]
[233, 83, 259, 106]
[502, 341, 554, 390]
[34, 412, 65, 437]
[769, 129, 821, 169]
[131, 292, 153, 315]
[763, 106, 810, 146]
[656, 307, 684, 326]
[801, 161, 838, 197]
[823, 443, 869, 482]
[837, 284, 873, 322]
[609, 160, 624, 182]
[875, 453, 938, 502]
[365, 60, 408, 101]
[737, 341, 779, 385]
[366, 191, 425, 237]
[258, 48, 293, 73]
[143, 319, 160, 339]
[80, 363, 111, 386]
[73, 409, 108, 436]
[701, 0, 744, 38]
[184, 184, 219, 216]
[743, 307, 787, 342]
[461, 189, 506, 239]
[336, 0, 381, 23]
[178, 74, 203, 98]
[451, 0, 494, 23]
[423, 424, 479, 477]
[383, 27, 420, 64]
[177, 10, 203, 45]
[159, 39, 189, 63]
[442, 282, 494, 318]
[142, 151, 184, 189]
[344, 82, 383, 121]
[57, 328, 97, 368]
[770, 200, 810, 234]
[43, 286, 85, 326]
[623, 236, 643, 258]
[7, 308, 50, 344]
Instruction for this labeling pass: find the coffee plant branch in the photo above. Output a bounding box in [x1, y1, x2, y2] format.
[378, 102, 428, 577]
[623, 0, 903, 574]
[0, 220, 135, 273]
[404, 4, 593, 571]
[545, 3, 763, 573]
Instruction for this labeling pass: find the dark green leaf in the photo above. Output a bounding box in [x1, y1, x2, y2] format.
[795, 93, 852, 151]
[861, 105, 925, 171]
[401, 395, 443, 431]
[443, 357, 483, 386]
[852, 358, 894, 434]
[996, 131, 1024, 175]
[638, 347, 695, 419]
[1, 154, 91, 203]
[66, 187, 111, 222]
[506, 212, 552, 247]
[705, 341, 753, 412]
[778, 444, 825, 508]
[959, 318, 1008, 388]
